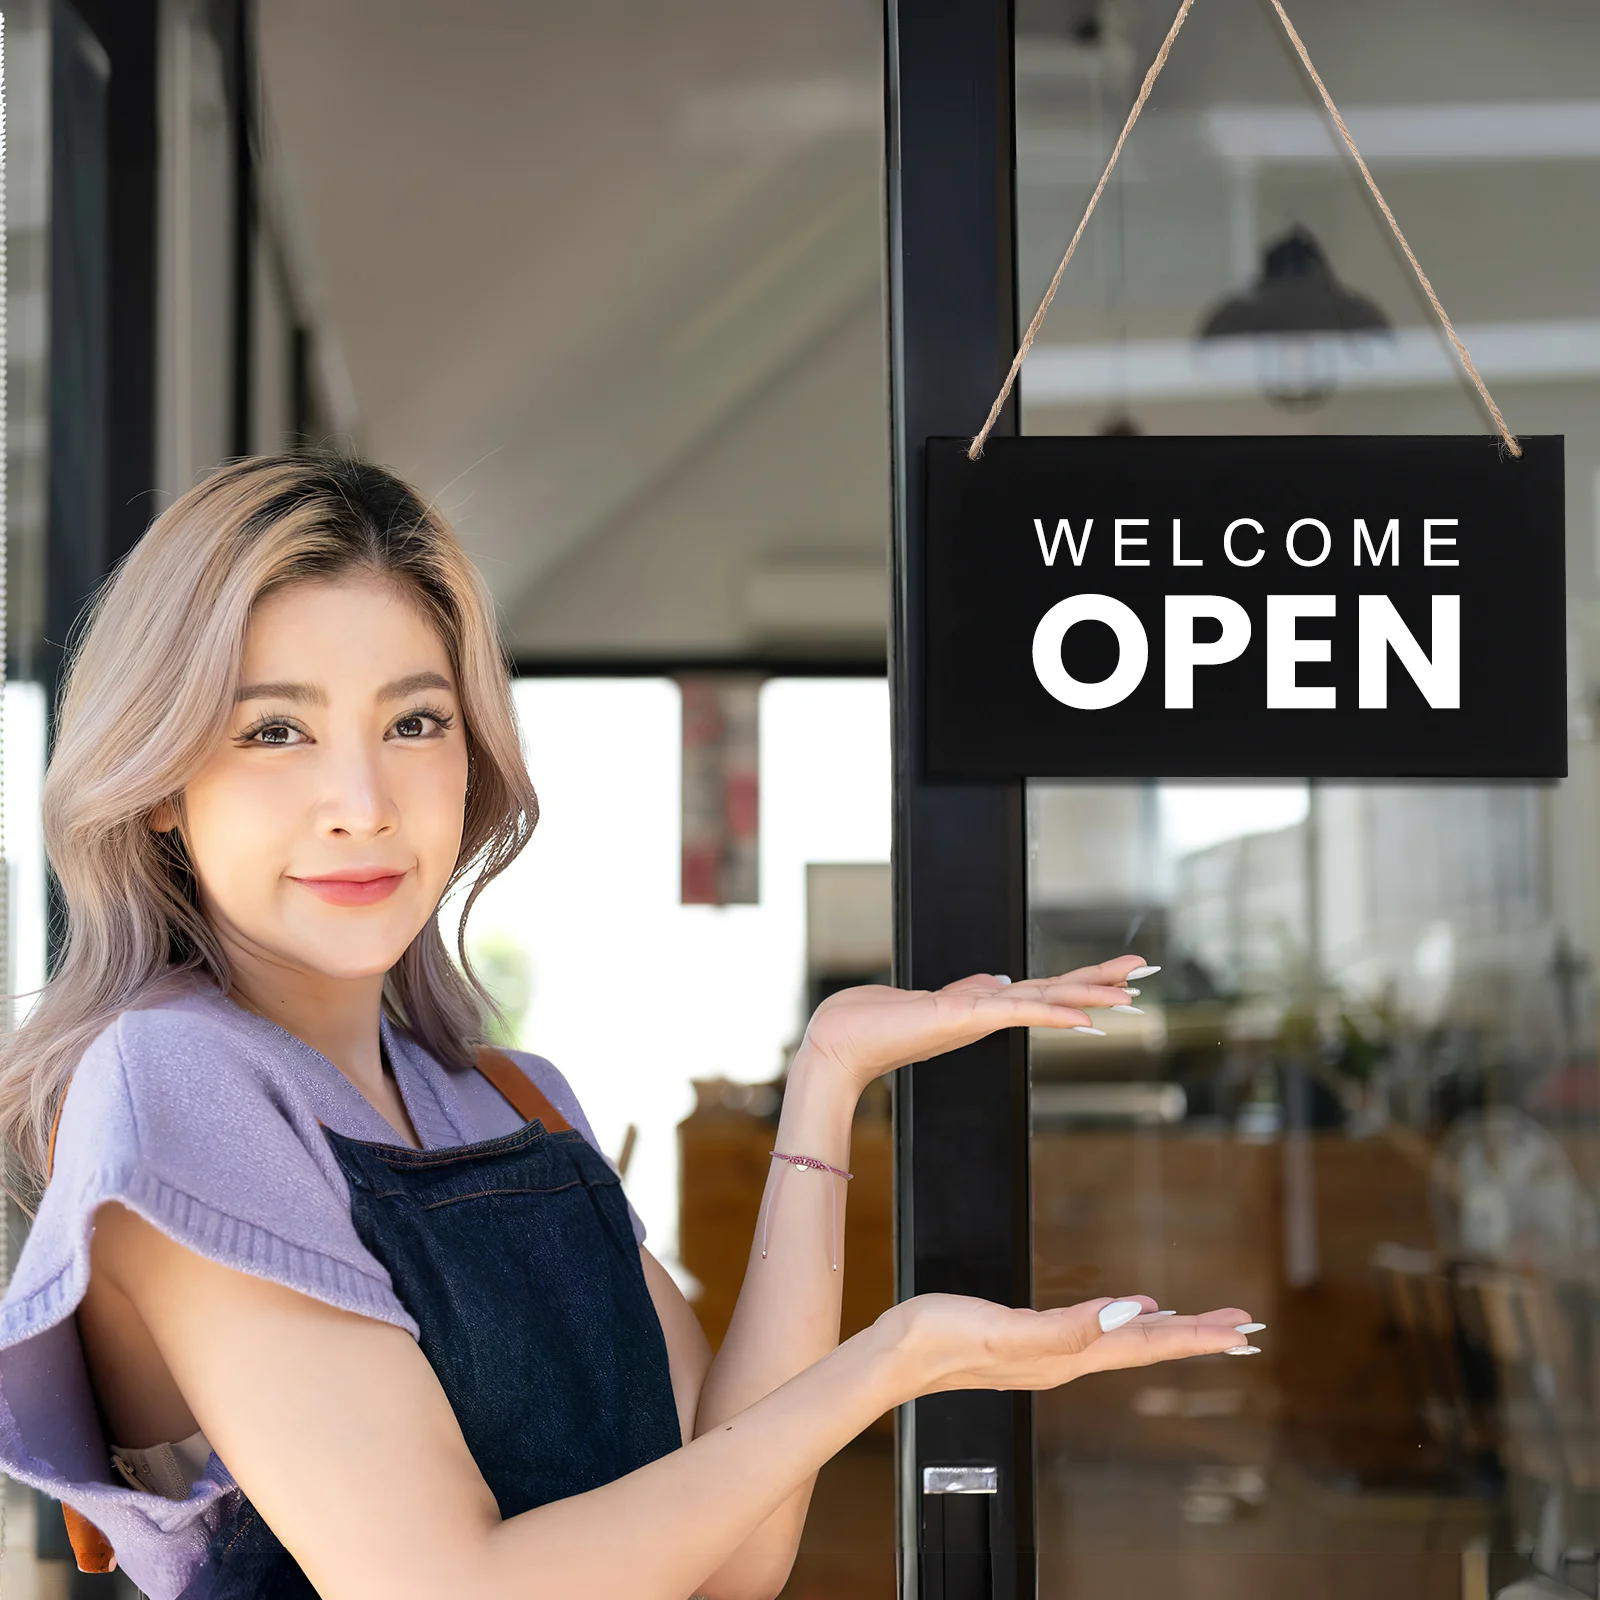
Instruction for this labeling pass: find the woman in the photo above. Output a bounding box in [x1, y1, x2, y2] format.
[0, 455, 1258, 1600]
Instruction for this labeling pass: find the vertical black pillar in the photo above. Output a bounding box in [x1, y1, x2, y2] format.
[42, 0, 158, 983]
[45, 0, 111, 703]
[884, 3, 1031, 1598]
[68, 0, 159, 570]
[228, 0, 255, 457]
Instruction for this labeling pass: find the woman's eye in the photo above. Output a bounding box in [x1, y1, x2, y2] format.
[391, 709, 452, 740]
[246, 720, 305, 746]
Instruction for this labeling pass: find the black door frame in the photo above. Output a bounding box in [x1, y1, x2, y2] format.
[884, 2, 1032, 1597]
[62, 0, 160, 577]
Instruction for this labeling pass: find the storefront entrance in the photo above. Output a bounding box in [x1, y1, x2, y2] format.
[887, 3, 1600, 1597]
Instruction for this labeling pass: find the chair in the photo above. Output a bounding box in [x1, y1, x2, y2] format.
[1371, 1242, 1497, 1466]
[1457, 1265, 1600, 1598]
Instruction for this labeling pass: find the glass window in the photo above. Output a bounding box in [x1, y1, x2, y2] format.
[1017, 3, 1600, 1593]
[460, 677, 890, 1256]
[7, 681, 48, 1022]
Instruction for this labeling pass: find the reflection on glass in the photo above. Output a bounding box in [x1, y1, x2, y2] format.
[1031, 774, 1600, 1594]
[1019, 0, 1600, 1588]
[458, 678, 890, 1263]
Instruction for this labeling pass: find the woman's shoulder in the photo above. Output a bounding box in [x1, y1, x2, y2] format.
[493, 1047, 592, 1131]
[81, 975, 262, 1064]
[1, 985, 418, 1597]
[19, 976, 418, 1343]
[60, 980, 311, 1167]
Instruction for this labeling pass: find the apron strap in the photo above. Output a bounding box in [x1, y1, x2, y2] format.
[47, 1083, 68, 1181]
[61, 1506, 117, 1574]
[472, 1046, 571, 1132]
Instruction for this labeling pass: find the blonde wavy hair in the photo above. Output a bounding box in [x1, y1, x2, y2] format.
[0, 454, 539, 1205]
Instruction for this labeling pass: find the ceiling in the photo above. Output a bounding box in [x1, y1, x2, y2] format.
[256, 0, 888, 661]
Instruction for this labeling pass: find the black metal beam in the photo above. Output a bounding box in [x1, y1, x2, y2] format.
[229, 0, 256, 457]
[508, 654, 886, 680]
[45, 0, 111, 699]
[883, 2, 1032, 1597]
[68, 0, 158, 571]
[42, 0, 158, 979]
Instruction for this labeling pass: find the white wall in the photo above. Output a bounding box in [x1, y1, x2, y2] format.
[460, 678, 890, 1264]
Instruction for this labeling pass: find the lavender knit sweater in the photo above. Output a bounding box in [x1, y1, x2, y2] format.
[0, 976, 637, 1599]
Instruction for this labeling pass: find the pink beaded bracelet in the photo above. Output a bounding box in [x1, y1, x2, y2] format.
[769, 1149, 854, 1181]
[759, 1150, 853, 1270]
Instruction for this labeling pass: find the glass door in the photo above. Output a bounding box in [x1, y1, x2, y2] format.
[1015, 2, 1600, 1594]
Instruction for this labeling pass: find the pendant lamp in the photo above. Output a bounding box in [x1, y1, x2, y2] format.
[1197, 225, 1391, 407]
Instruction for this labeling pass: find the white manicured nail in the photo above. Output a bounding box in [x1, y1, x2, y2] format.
[1235, 1323, 1266, 1334]
[1226, 1345, 1260, 1355]
[1072, 1025, 1106, 1036]
[995, 974, 1012, 985]
[1147, 1309, 1177, 1317]
[1112, 1004, 1143, 1014]
[1099, 1300, 1144, 1332]
[1127, 965, 1161, 980]
[1123, 986, 1140, 996]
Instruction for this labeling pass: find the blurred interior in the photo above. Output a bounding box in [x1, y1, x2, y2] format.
[1016, 3, 1600, 1597]
[3, 0, 1600, 1597]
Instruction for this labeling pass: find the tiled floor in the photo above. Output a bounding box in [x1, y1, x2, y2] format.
[778, 1433, 1503, 1600]
[1036, 1455, 1490, 1600]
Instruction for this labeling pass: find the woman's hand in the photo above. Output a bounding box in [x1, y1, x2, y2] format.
[883, 1292, 1259, 1399]
[92, 1203, 1259, 1600]
[800, 956, 1152, 1095]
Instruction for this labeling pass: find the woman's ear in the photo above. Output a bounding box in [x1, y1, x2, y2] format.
[148, 800, 179, 834]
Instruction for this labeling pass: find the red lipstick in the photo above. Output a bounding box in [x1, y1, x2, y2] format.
[291, 869, 406, 907]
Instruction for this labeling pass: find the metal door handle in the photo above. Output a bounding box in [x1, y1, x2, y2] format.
[921, 1463, 999, 1598]
[923, 1465, 999, 1496]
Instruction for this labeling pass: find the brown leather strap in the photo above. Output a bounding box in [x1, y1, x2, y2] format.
[47, 1087, 68, 1180]
[473, 1046, 571, 1132]
[63, 1505, 117, 1573]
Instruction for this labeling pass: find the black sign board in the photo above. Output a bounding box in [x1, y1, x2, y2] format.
[924, 435, 1566, 780]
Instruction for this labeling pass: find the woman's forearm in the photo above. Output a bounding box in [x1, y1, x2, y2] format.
[697, 1045, 860, 1429]
[479, 1320, 906, 1600]
[688, 1047, 863, 1592]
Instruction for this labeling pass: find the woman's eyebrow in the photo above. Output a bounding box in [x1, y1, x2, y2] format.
[236, 680, 323, 704]
[377, 670, 453, 701]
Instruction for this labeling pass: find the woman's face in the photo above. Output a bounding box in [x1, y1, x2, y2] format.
[170, 576, 470, 985]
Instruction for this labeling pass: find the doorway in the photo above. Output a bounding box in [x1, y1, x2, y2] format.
[887, 1, 1600, 1596]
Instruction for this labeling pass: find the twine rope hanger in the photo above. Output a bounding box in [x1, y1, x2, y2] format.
[968, 0, 1522, 460]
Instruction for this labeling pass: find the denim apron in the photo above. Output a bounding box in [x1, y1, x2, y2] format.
[177, 1056, 684, 1598]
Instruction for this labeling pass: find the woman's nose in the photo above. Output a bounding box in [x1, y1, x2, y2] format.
[317, 748, 399, 837]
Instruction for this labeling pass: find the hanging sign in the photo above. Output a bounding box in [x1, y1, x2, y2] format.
[924, 435, 1567, 780]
